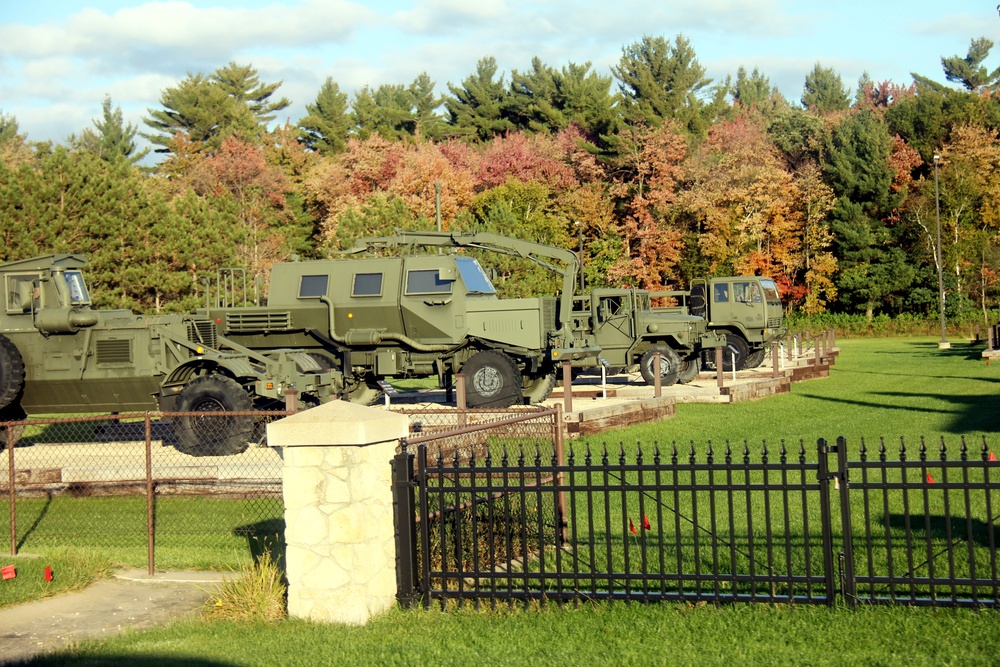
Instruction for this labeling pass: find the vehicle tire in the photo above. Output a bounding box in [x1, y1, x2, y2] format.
[344, 374, 383, 406]
[173, 375, 254, 457]
[639, 345, 681, 387]
[744, 347, 766, 369]
[0, 335, 25, 411]
[523, 371, 557, 404]
[463, 350, 522, 408]
[0, 402, 26, 450]
[677, 355, 701, 384]
[721, 334, 751, 372]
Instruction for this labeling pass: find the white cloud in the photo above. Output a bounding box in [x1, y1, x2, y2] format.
[0, 1, 375, 65]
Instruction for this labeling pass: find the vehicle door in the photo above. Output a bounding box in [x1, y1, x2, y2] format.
[399, 257, 462, 344]
[591, 290, 635, 364]
[728, 280, 766, 330]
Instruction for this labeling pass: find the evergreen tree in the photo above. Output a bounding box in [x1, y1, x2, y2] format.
[408, 72, 444, 139]
[941, 37, 1000, 91]
[823, 111, 912, 316]
[297, 77, 351, 153]
[444, 57, 514, 141]
[612, 34, 728, 136]
[72, 96, 149, 165]
[801, 63, 850, 114]
[143, 62, 289, 154]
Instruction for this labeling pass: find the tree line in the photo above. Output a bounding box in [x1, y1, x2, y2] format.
[1, 34, 999, 323]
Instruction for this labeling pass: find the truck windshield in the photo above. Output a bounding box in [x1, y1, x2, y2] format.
[63, 271, 90, 305]
[455, 257, 496, 295]
[759, 279, 781, 305]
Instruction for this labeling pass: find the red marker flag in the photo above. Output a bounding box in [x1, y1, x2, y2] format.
[643, 514, 651, 531]
[927, 472, 936, 484]
[629, 519, 637, 536]
[44, 566, 53, 582]
[990, 451, 997, 462]
[1, 564, 15, 580]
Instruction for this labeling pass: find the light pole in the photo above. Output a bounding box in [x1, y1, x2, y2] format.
[934, 154, 950, 350]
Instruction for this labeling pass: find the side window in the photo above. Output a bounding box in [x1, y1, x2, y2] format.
[405, 269, 452, 295]
[7, 275, 38, 313]
[733, 281, 752, 302]
[63, 271, 90, 305]
[298, 274, 329, 298]
[352, 273, 383, 297]
[713, 283, 729, 303]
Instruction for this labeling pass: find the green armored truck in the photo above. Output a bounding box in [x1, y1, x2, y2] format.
[653, 276, 786, 371]
[197, 232, 599, 409]
[0, 254, 338, 455]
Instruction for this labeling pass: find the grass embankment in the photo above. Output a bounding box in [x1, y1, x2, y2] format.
[14, 337, 1000, 665]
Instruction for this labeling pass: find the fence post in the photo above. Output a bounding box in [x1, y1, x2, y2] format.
[814, 337, 820, 366]
[715, 346, 724, 390]
[391, 449, 420, 609]
[817, 438, 836, 607]
[145, 413, 155, 576]
[653, 351, 662, 398]
[285, 389, 299, 414]
[554, 405, 568, 545]
[562, 361, 573, 414]
[835, 435, 857, 608]
[771, 339, 780, 379]
[456, 373, 467, 429]
[6, 426, 15, 557]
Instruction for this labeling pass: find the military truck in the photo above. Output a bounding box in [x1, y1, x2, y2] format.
[653, 276, 785, 371]
[195, 231, 725, 404]
[0, 254, 338, 456]
[571, 288, 724, 386]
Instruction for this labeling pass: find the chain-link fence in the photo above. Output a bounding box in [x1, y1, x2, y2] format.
[2, 410, 289, 572]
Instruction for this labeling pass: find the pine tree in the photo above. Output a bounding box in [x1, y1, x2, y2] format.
[444, 57, 514, 141]
[72, 96, 149, 165]
[801, 63, 850, 115]
[297, 77, 351, 152]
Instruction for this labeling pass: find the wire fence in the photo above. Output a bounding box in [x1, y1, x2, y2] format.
[2, 410, 290, 572]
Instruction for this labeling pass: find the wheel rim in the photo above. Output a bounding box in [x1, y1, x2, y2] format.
[472, 366, 503, 398]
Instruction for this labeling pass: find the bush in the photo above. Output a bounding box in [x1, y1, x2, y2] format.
[203, 549, 286, 623]
[785, 311, 997, 339]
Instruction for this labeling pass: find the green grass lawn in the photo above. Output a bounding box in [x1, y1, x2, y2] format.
[12, 336, 1000, 665]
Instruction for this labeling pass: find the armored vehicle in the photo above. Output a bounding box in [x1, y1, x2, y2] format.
[196, 232, 599, 409]
[653, 276, 786, 371]
[0, 254, 338, 456]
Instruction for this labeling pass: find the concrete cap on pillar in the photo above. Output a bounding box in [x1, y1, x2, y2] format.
[267, 401, 409, 448]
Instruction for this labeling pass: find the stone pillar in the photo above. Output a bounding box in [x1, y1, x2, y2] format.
[267, 400, 409, 625]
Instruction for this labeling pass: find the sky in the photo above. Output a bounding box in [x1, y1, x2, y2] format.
[0, 0, 996, 152]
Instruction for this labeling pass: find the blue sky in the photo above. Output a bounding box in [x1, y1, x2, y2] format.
[0, 1, 995, 150]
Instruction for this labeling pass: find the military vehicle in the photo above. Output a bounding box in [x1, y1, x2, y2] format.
[0, 254, 338, 456]
[195, 231, 599, 409]
[195, 231, 724, 404]
[653, 276, 786, 371]
[571, 288, 724, 385]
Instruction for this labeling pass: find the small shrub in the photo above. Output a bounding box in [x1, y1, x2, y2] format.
[203, 549, 286, 623]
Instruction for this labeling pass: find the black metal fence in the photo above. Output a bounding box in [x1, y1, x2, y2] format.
[1, 410, 290, 572]
[393, 434, 1000, 609]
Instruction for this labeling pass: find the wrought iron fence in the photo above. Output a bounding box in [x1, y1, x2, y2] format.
[393, 434, 1000, 610]
[1, 410, 289, 572]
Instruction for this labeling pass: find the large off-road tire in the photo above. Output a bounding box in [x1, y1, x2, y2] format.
[744, 347, 766, 369]
[721, 334, 751, 372]
[523, 371, 557, 404]
[639, 345, 681, 387]
[463, 350, 522, 408]
[173, 375, 254, 457]
[677, 354, 701, 384]
[0, 335, 25, 411]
